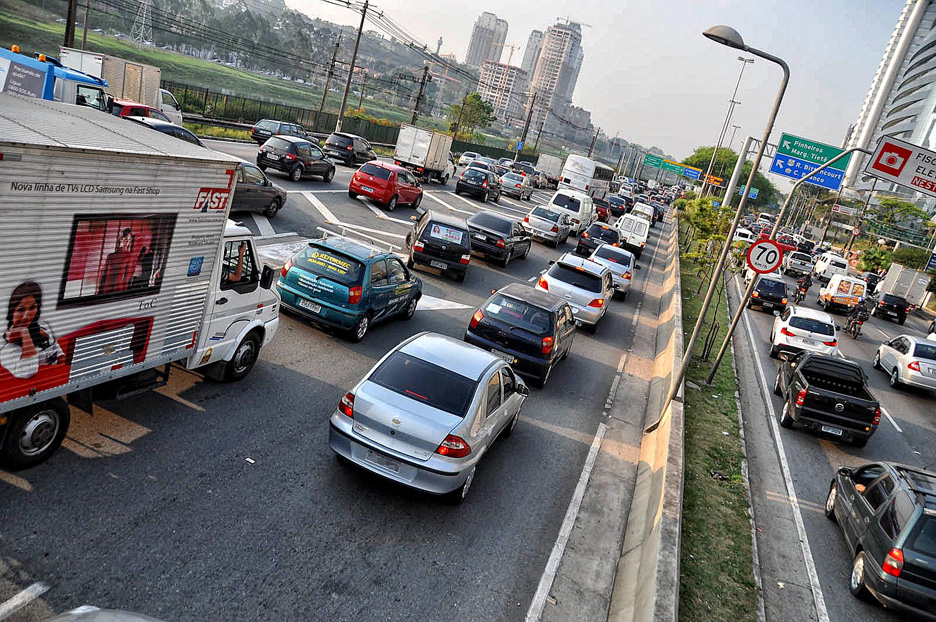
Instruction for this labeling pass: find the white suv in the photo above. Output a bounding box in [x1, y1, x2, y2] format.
[769, 306, 839, 358]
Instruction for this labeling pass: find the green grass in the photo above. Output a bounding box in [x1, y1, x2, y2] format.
[678, 224, 759, 622]
[184, 122, 251, 141]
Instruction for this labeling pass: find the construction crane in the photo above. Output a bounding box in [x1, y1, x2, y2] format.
[558, 16, 593, 28]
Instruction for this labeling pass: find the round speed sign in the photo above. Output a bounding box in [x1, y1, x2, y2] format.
[746, 239, 783, 274]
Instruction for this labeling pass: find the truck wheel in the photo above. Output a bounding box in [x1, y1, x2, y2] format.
[441, 173, 450, 185]
[224, 332, 261, 382]
[1, 398, 70, 470]
[779, 401, 795, 428]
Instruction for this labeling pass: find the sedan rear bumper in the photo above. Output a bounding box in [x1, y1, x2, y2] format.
[464, 331, 552, 380]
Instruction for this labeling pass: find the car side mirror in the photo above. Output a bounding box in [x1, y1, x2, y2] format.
[410, 214, 419, 222]
[548, 260, 555, 265]
[838, 466, 852, 477]
[260, 265, 275, 290]
[516, 383, 530, 397]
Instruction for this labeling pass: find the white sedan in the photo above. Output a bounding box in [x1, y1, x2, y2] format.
[458, 151, 480, 166]
[768, 306, 839, 358]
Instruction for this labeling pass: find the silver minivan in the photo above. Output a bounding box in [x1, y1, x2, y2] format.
[535, 252, 614, 334]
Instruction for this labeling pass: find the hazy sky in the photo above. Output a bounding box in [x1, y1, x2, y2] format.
[288, 0, 902, 167]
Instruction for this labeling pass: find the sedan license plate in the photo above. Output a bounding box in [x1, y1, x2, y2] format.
[265, 153, 279, 160]
[365, 450, 401, 474]
[887, 311, 896, 316]
[800, 338, 817, 347]
[492, 349, 516, 364]
[472, 233, 487, 241]
[361, 186, 374, 193]
[298, 299, 322, 314]
[820, 425, 843, 437]
[430, 260, 448, 270]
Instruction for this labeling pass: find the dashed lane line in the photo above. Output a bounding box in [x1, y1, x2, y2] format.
[0, 582, 49, 620]
[881, 406, 903, 433]
[364, 202, 413, 226]
[423, 192, 474, 215]
[251, 213, 276, 237]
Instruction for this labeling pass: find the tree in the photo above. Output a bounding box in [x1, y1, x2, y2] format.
[681, 146, 779, 208]
[891, 246, 930, 270]
[447, 93, 495, 139]
[857, 247, 890, 272]
[867, 196, 929, 228]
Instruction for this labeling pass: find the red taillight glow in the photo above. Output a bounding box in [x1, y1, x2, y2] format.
[542, 336, 554, 354]
[624, 271, 632, 280]
[588, 298, 605, 308]
[281, 259, 292, 278]
[909, 360, 921, 372]
[873, 408, 881, 426]
[469, 309, 483, 329]
[339, 392, 354, 418]
[823, 339, 837, 347]
[795, 389, 807, 406]
[515, 183, 522, 188]
[348, 286, 363, 305]
[285, 153, 297, 160]
[482, 180, 489, 188]
[752, 291, 760, 298]
[436, 434, 471, 458]
[413, 241, 425, 252]
[883, 548, 904, 577]
[495, 238, 506, 248]
[460, 254, 471, 265]
[551, 225, 559, 233]
[582, 232, 589, 238]
[347, 145, 354, 151]
[523, 216, 530, 222]
[781, 327, 796, 337]
[537, 277, 548, 290]
[781, 298, 788, 305]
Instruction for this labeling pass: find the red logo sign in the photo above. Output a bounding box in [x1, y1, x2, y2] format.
[193, 168, 236, 211]
[871, 142, 912, 176]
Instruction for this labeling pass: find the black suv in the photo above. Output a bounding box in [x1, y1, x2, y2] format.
[575, 223, 621, 257]
[250, 119, 309, 145]
[465, 283, 577, 388]
[257, 136, 336, 183]
[826, 462, 936, 619]
[747, 276, 788, 312]
[872, 293, 909, 325]
[455, 167, 502, 202]
[404, 210, 472, 283]
[323, 132, 377, 166]
[467, 211, 531, 267]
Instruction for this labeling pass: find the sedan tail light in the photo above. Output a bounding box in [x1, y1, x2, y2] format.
[624, 271, 632, 280]
[823, 339, 837, 347]
[284, 153, 297, 161]
[495, 238, 506, 248]
[537, 277, 548, 290]
[515, 183, 522, 188]
[482, 180, 489, 188]
[413, 241, 425, 252]
[781, 298, 788, 305]
[435, 434, 471, 458]
[551, 225, 559, 233]
[909, 360, 921, 372]
[752, 291, 760, 298]
[348, 286, 363, 305]
[281, 259, 292, 278]
[338, 392, 354, 418]
[795, 389, 807, 406]
[883, 548, 904, 577]
[542, 336, 554, 354]
[347, 145, 354, 151]
[523, 216, 530, 222]
[460, 254, 471, 265]
[469, 309, 483, 329]
[872, 408, 881, 426]
[781, 327, 796, 337]
[588, 298, 605, 308]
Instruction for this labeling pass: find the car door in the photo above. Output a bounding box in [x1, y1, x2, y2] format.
[883, 338, 903, 370]
[306, 143, 328, 175]
[401, 172, 419, 204]
[386, 257, 417, 316]
[855, 474, 896, 564]
[230, 165, 254, 212]
[499, 366, 523, 430]
[478, 368, 504, 446]
[241, 164, 270, 211]
[366, 259, 393, 322]
[206, 238, 263, 354]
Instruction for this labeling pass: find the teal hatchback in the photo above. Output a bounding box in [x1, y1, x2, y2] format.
[277, 235, 422, 341]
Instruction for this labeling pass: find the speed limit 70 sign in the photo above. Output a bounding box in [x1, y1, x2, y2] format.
[746, 239, 783, 274]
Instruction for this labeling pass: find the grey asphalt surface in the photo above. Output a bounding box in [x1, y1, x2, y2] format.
[735, 269, 936, 622]
[0, 139, 668, 621]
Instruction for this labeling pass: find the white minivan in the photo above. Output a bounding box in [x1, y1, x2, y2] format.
[613, 213, 650, 258]
[813, 252, 849, 283]
[548, 188, 596, 236]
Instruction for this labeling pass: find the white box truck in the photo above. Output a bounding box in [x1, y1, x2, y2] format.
[536, 153, 563, 188]
[877, 263, 931, 308]
[0, 93, 280, 469]
[393, 124, 455, 184]
[59, 47, 183, 125]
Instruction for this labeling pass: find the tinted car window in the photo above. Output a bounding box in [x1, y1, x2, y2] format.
[882, 294, 907, 306]
[830, 260, 847, 269]
[463, 168, 487, 181]
[387, 258, 408, 285]
[757, 279, 787, 295]
[328, 134, 353, 146]
[906, 515, 936, 556]
[788, 317, 835, 336]
[267, 137, 293, 151]
[294, 246, 364, 286]
[913, 342, 936, 360]
[256, 120, 277, 131]
[485, 373, 502, 416]
[369, 352, 477, 417]
[482, 293, 552, 336]
[360, 163, 391, 180]
[594, 246, 632, 265]
[548, 263, 603, 293]
[586, 225, 619, 243]
[296, 143, 313, 158]
[470, 213, 512, 234]
[243, 165, 265, 184]
[551, 193, 582, 212]
[503, 173, 524, 183]
[790, 252, 812, 262]
[864, 475, 894, 511]
[370, 259, 388, 286]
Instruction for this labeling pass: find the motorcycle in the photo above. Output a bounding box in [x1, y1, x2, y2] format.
[793, 286, 808, 305]
[846, 309, 869, 339]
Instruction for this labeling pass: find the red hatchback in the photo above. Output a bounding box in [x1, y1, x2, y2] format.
[348, 161, 423, 211]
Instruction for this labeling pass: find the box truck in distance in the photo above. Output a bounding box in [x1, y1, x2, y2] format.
[536, 153, 563, 188]
[0, 93, 280, 469]
[393, 124, 456, 184]
[0, 46, 109, 110]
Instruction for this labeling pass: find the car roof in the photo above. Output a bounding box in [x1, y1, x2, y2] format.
[330, 132, 360, 139]
[422, 209, 468, 229]
[468, 210, 517, 224]
[269, 135, 310, 144]
[113, 98, 152, 108]
[126, 116, 179, 130]
[556, 252, 609, 276]
[592, 245, 634, 260]
[400, 332, 499, 381]
[364, 160, 404, 174]
[496, 282, 565, 311]
[789, 306, 834, 323]
[310, 234, 389, 261]
[554, 188, 588, 199]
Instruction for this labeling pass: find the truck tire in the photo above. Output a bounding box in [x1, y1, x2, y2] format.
[1, 398, 70, 470]
[441, 173, 450, 185]
[224, 331, 261, 382]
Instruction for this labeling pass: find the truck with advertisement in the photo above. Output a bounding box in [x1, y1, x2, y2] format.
[535, 153, 563, 188]
[0, 45, 109, 111]
[876, 263, 931, 308]
[393, 124, 455, 184]
[59, 47, 183, 125]
[0, 93, 280, 469]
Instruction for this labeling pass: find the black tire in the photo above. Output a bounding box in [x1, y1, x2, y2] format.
[500, 249, 512, 268]
[773, 371, 783, 396]
[263, 197, 282, 218]
[348, 315, 370, 342]
[412, 193, 422, 209]
[872, 352, 881, 370]
[824, 481, 838, 520]
[520, 243, 530, 260]
[492, 192, 500, 203]
[386, 195, 398, 212]
[898, 317, 905, 326]
[224, 331, 261, 381]
[322, 167, 335, 183]
[441, 173, 450, 185]
[348, 190, 357, 199]
[0, 398, 70, 470]
[289, 165, 304, 182]
[502, 410, 520, 437]
[584, 321, 598, 335]
[779, 401, 795, 428]
[448, 465, 476, 505]
[533, 364, 552, 389]
[769, 344, 779, 359]
[402, 296, 418, 321]
[849, 551, 873, 601]
[454, 271, 466, 283]
[482, 190, 489, 203]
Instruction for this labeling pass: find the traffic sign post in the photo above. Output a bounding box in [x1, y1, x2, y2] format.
[852, 227, 860, 236]
[745, 239, 783, 274]
[769, 132, 850, 191]
[682, 165, 702, 180]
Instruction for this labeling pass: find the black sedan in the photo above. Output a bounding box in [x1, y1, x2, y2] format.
[230, 161, 287, 217]
[575, 223, 621, 257]
[465, 283, 576, 387]
[456, 167, 502, 203]
[467, 211, 531, 267]
[607, 196, 629, 217]
[257, 135, 336, 183]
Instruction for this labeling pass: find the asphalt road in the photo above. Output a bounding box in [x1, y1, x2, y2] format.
[737, 269, 936, 622]
[0, 140, 669, 621]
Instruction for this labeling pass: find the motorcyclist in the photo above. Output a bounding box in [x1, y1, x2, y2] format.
[847, 297, 871, 333]
[794, 273, 812, 302]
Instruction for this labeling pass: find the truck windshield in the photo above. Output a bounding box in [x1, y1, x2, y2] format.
[76, 85, 106, 111]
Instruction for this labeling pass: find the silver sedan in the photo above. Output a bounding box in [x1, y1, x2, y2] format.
[873, 334, 936, 391]
[329, 332, 529, 503]
[588, 244, 638, 300]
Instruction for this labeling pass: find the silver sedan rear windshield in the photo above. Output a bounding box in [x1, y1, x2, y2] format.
[369, 352, 477, 417]
[548, 263, 602, 293]
[789, 317, 834, 336]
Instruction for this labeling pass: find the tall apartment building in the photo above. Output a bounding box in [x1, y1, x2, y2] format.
[478, 61, 528, 126]
[465, 12, 509, 68]
[844, 0, 936, 187]
[521, 30, 543, 76]
[527, 20, 584, 135]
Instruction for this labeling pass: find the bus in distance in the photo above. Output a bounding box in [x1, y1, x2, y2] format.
[559, 155, 614, 199]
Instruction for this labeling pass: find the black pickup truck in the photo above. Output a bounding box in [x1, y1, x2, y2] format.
[773, 352, 881, 447]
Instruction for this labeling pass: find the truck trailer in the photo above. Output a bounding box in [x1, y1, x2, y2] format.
[535, 153, 564, 188]
[877, 263, 931, 308]
[393, 124, 455, 184]
[0, 46, 108, 111]
[0, 93, 280, 469]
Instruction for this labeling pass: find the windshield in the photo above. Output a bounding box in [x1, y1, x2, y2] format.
[551, 193, 582, 213]
[906, 515, 936, 557]
[789, 317, 834, 336]
[548, 263, 603, 293]
[791, 253, 812, 262]
[294, 246, 364, 286]
[369, 352, 477, 417]
[504, 173, 523, 182]
[532, 207, 560, 222]
[482, 294, 552, 336]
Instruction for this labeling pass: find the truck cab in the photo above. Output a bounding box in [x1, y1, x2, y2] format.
[0, 46, 108, 111]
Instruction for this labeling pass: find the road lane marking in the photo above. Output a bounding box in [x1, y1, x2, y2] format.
[736, 278, 830, 622]
[0, 582, 49, 620]
[364, 202, 412, 226]
[251, 213, 276, 237]
[329, 222, 405, 241]
[446, 191, 487, 209]
[286, 189, 347, 193]
[423, 192, 474, 215]
[417, 294, 472, 311]
[881, 406, 902, 433]
[301, 191, 340, 224]
[525, 422, 607, 622]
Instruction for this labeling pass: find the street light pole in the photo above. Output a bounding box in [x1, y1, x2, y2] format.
[651, 25, 788, 433]
[335, 0, 368, 132]
[701, 56, 753, 196]
[717, 124, 742, 179]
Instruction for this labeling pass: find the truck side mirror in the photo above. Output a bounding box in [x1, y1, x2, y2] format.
[106, 95, 114, 113]
[260, 265, 275, 290]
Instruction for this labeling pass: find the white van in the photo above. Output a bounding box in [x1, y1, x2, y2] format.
[548, 188, 596, 236]
[613, 213, 651, 258]
[818, 274, 867, 312]
[813, 252, 849, 283]
[733, 228, 756, 244]
[631, 203, 655, 225]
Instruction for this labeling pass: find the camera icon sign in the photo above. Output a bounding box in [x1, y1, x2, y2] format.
[872, 142, 912, 175]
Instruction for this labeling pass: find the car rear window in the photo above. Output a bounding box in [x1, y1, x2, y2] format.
[266, 137, 293, 151]
[532, 207, 560, 222]
[757, 279, 787, 295]
[788, 317, 834, 336]
[548, 263, 603, 293]
[482, 293, 552, 336]
[913, 342, 936, 360]
[369, 351, 477, 417]
[830, 260, 847, 269]
[464, 168, 487, 181]
[513, 162, 534, 174]
[503, 173, 523, 182]
[359, 163, 391, 180]
[255, 120, 277, 131]
[594, 246, 632, 265]
[294, 246, 364, 286]
[906, 515, 936, 557]
[470, 212, 512, 234]
[883, 294, 907, 306]
[327, 133, 352, 146]
[551, 193, 582, 213]
[791, 253, 812, 262]
[586, 224, 619, 243]
[425, 221, 467, 246]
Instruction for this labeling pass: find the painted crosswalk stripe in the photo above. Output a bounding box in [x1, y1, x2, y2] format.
[301, 191, 340, 224]
[365, 202, 412, 226]
[0, 582, 49, 620]
[251, 213, 276, 237]
[423, 192, 474, 215]
[417, 294, 472, 311]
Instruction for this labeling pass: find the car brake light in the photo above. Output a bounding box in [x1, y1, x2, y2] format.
[883, 548, 904, 577]
[495, 238, 506, 248]
[588, 298, 604, 308]
[872, 408, 881, 426]
[551, 225, 559, 233]
[435, 434, 471, 458]
[537, 277, 548, 290]
[781, 298, 788, 305]
[752, 291, 759, 298]
[460, 174, 465, 180]
[515, 183, 522, 188]
[285, 153, 296, 160]
[624, 271, 632, 279]
[348, 286, 363, 305]
[795, 389, 807, 406]
[524, 216, 530, 222]
[823, 339, 837, 347]
[460, 254, 470, 265]
[281, 259, 292, 278]
[640, 242, 645, 247]
[347, 145, 354, 151]
[612, 243, 619, 247]
[572, 218, 580, 224]
[879, 300, 885, 306]
[339, 392, 354, 418]
[909, 360, 921, 372]
[542, 336, 554, 354]
[469, 309, 483, 329]
[582, 232, 589, 238]
[413, 241, 424, 252]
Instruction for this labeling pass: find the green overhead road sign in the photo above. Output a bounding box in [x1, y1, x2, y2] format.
[662, 160, 684, 173]
[643, 154, 663, 168]
[776, 133, 852, 170]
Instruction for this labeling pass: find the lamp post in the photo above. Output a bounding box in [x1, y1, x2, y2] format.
[717, 124, 742, 180]
[700, 55, 754, 196]
[650, 25, 789, 433]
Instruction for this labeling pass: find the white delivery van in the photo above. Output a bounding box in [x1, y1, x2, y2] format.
[631, 203, 655, 225]
[818, 274, 867, 312]
[613, 214, 650, 258]
[0, 93, 279, 468]
[733, 228, 756, 244]
[813, 252, 849, 283]
[547, 188, 596, 236]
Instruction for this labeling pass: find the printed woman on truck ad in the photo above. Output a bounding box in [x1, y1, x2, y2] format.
[1, 281, 65, 379]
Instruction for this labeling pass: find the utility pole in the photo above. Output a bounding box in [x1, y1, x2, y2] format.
[586, 127, 600, 157]
[411, 64, 431, 125]
[846, 178, 878, 252]
[319, 33, 342, 115]
[817, 184, 845, 246]
[358, 70, 367, 107]
[701, 56, 753, 196]
[336, 0, 367, 132]
[516, 91, 536, 158]
[452, 92, 468, 141]
[81, 1, 90, 49]
[64, 0, 79, 47]
[532, 105, 547, 153]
